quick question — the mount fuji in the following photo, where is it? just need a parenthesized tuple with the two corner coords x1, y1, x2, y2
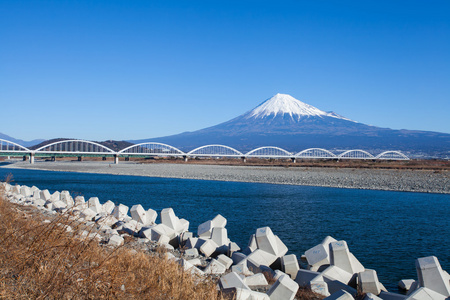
(133, 94, 450, 158)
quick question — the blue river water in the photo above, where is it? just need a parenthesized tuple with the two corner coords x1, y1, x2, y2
(0, 167, 448, 291)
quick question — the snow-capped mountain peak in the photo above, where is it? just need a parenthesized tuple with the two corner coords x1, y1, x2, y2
(246, 93, 350, 121)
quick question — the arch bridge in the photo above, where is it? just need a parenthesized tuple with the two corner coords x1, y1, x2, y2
(0, 138, 410, 164)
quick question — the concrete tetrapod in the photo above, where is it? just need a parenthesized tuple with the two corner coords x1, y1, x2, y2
(266, 274, 299, 300)
(414, 256, 450, 297)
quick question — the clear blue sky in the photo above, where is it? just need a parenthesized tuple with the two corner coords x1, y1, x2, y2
(1, 0, 449, 141)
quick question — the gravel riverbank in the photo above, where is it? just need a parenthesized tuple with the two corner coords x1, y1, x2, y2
(2, 160, 448, 194)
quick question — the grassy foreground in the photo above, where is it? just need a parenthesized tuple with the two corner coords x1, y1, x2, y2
(0, 188, 220, 299)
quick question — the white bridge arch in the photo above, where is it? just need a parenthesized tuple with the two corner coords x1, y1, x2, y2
(375, 151, 410, 160)
(188, 145, 243, 157)
(35, 139, 115, 154)
(295, 148, 337, 159)
(0, 139, 30, 153)
(245, 146, 293, 158)
(119, 142, 184, 156)
(338, 149, 375, 159)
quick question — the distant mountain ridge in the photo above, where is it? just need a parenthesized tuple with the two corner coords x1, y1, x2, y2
(131, 93, 450, 158)
(0, 132, 45, 148)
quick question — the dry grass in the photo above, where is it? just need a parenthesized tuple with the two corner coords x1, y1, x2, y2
(0, 186, 221, 299)
(295, 286, 326, 300)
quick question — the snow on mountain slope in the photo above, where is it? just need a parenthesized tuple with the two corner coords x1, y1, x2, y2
(246, 93, 354, 122)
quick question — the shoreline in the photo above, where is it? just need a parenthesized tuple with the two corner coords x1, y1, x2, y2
(2, 160, 449, 194)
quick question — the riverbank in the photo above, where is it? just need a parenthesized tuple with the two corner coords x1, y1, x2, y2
(2, 160, 449, 194)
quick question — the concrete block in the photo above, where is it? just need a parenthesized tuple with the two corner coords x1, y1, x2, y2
(349, 252, 365, 274)
(306, 243, 330, 271)
(130, 204, 147, 224)
(108, 234, 124, 247)
(322, 235, 337, 244)
(102, 200, 115, 214)
(231, 263, 253, 276)
(217, 254, 233, 269)
(88, 197, 102, 214)
(310, 276, 331, 297)
(74, 196, 85, 206)
(181, 231, 193, 244)
(255, 227, 279, 256)
(212, 214, 227, 228)
(247, 249, 278, 273)
(274, 235, 288, 256)
(322, 274, 357, 295)
(228, 241, 241, 257)
(184, 248, 199, 257)
(146, 208, 157, 224)
(364, 293, 383, 300)
(178, 258, 205, 276)
(32, 189, 41, 199)
(211, 227, 228, 246)
(157, 235, 171, 245)
(80, 208, 98, 220)
(112, 204, 129, 220)
(415, 256, 450, 297)
(221, 287, 270, 300)
(44, 201, 53, 210)
(244, 273, 268, 287)
(247, 234, 258, 253)
(20, 186, 32, 197)
(97, 215, 119, 227)
(405, 287, 447, 300)
(295, 269, 321, 286)
(33, 198, 46, 207)
(52, 200, 67, 212)
(122, 220, 142, 233)
(161, 208, 185, 233)
(232, 252, 247, 265)
(267, 274, 299, 300)
(187, 258, 202, 266)
(321, 265, 354, 286)
(398, 279, 415, 291)
(150, 223, 177, 241)
(51, 191, 60, 201)
(40, 189, 51, 201)
(330, 241, 356, 274)
(204, 259, 227, 274)
(179, 218, 189, 232)
(324, 290, 354, 300)
(60, 191, 74, 207)
(197, 220, 213, 238)
(406, 280, 420, 296)
(199, 239, 219, 257)
(185, 237, 199, 249)
(358, 269, 382, 295)
(282, 254, 300, 279)
(378, 291, 408, 299)
(218, 272, 251, 291)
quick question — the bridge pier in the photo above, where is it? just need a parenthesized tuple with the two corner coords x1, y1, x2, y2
(291, 157, 296, 163)
(30, 153, 35, 164)
(241, 156, 246, 163)
(78, 156, 82, 161)
(114, 154, 119, 164)
(183, 155, 188, 162)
